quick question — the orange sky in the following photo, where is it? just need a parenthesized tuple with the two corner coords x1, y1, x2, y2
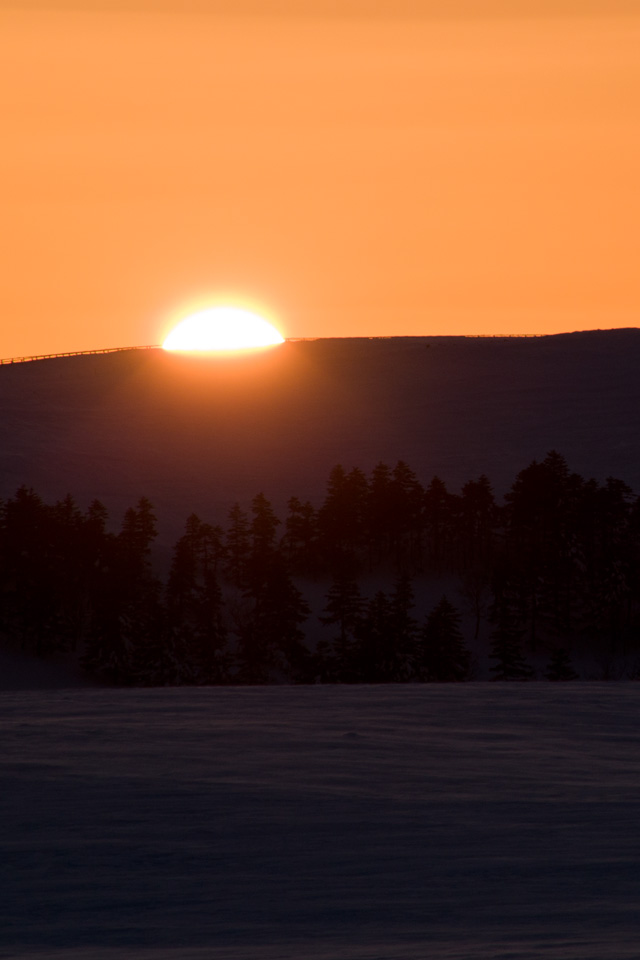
(1, 2, 639, 356)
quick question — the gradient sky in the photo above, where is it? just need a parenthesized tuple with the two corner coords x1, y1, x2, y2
(1, 1, 638, 356)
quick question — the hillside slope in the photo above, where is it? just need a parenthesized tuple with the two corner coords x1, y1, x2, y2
(1, 330, 639, 541)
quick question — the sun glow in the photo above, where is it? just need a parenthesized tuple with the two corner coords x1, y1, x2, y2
(162, 307, 285, 352)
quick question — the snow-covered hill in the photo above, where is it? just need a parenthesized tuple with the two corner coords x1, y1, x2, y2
(1, 330, 639, 543)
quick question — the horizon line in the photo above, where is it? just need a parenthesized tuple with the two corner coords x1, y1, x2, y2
(2, 329, 636, 365)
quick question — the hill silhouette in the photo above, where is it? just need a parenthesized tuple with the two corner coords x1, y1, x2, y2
(1, 329, 639, 542)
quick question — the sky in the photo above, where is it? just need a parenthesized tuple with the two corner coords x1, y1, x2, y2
(1, 1, 639, 356)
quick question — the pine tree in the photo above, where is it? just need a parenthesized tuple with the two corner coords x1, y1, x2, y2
(458, 475, 497, 573)
(236, 494, 308, 682)
(582, 476, 635, 657)
(489, 593, 535, 681)
(353, 590, 393, 683)
(225, 503, 250, 588)
(166, 514, 229, 684)
(414, 595, 472, 681)
(318, 570, 364, 682)
(504, 451, 586, 651)
(423, 477, 457, 574)
(47, 494, 94, 655)
(83, 497, 162, 685)
(544, 647, 579, 681)
(282, 496, 317, 574)
(0, 487, 53, 656)
(236, 556, 310, 684)
(367, 462, 394, 566)
(246, 493, 280, 594)
(390, 460, 425, 573)
(318, 465, 369, 570)
(385, 575, 418, 681)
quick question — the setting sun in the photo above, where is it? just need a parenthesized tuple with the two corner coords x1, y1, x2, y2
(162, 307, 285, 353)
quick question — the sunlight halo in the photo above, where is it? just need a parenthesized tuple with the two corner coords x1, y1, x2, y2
(162, 307, 285, 352)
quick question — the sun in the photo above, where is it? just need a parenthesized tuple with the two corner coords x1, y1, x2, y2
(162, 306, 285, 352)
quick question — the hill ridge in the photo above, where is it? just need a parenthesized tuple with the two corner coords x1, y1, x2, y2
(1, 330, 639, 544)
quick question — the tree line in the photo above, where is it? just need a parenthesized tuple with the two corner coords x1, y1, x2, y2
(1, 450, 639, 684)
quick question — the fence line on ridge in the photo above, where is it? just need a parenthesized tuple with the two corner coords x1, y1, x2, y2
(0, 345, 161, 365)
(1, 334, 543, 365)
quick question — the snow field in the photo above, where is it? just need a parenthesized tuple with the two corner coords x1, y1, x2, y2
(2, 684, 640, 959)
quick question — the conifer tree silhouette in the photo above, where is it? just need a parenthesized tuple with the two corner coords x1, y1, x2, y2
(6, 446, 640, 685)
(489, 591, 535, 681)
(504, 451, 585, 651)
(166, 514, 228, 684)
(367, 461, 394, 566)
(390, 460, 425, 572)
(415, 595, 471, 682)
(0, 487, 52, 655)
(583, 476, 635, 656)
(236, 554, 310, 684)
(246, 492, 280, 593)
(318, 465, 369, 569)
(386, 575, 418, 681)
(423, 477, 457, 574)
(225, 502, 250, 588)
(318, 570, 364, 682)
(458, 475, 497, 572)
(84, 497, 162, 684)
(282, 496, 317, 574)
(353, 589, 393, 683)
(545, 648, 579, 681)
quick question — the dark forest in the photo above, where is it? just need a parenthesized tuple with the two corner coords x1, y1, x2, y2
(2, 450, 639, 684)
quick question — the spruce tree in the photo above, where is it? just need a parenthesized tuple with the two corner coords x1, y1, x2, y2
(225, 503, 250, 588)
(504, 451, 586, 651)
(390, 460, 425, 573)
(423, 477, 457, 574)
(367, 462, 394, 566)
(166, 514, 229, 684)
(189, 567, 228, 684)
(236, 555, 310, 684)
(545, 648, 579, 681)
(0, 487, 53, 656)
(459, 475, 497, 573)
(489, 594, 535, 681)
(246, 493, 280, 594)
(318, 571, 364, 682)
(415, 595, 472, 682)
(318, 465, 369, 570)
(353, 590, 393, 683)
(83, 497, 162, 685)
(282, 496, 317, 574)
(386, 575, 418, 681)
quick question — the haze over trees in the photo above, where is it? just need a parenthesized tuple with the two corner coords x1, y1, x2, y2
(1, 451, 640, 685)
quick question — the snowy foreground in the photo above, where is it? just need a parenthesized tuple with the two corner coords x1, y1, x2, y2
(2, 685, 640, 960)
